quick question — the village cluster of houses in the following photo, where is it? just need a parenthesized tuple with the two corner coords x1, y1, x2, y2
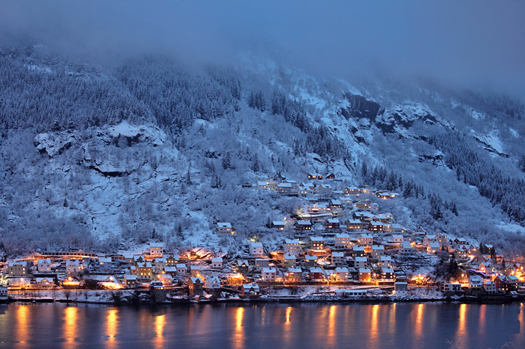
(0, 174, 522, 300)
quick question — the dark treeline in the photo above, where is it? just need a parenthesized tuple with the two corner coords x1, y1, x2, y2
(361, 162, 458, 221)
(430, 132, 525, 222)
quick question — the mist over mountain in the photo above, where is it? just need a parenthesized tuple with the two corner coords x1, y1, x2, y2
(0, 2, 524, 258)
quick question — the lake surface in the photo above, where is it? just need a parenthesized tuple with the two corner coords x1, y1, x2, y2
(0, 302, 524, 348)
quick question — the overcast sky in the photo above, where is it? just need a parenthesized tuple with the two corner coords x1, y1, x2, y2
(1, 1, 524, 98)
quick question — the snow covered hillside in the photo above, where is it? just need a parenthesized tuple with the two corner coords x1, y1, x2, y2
(0, 44, 524, 257)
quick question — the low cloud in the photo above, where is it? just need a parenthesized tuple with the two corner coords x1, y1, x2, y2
(1, 1, 524, 98)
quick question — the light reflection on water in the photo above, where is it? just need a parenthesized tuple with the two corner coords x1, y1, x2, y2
(63, 306, 77, 349)
(233, 306, 244, 349)
(154, 315, 165, 349)
(16, 305, 29, 348)
(106, 308, 118, 349)
(1, 302, 524, 349)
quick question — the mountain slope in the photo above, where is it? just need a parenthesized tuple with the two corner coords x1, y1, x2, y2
(1, 44, 524, 258)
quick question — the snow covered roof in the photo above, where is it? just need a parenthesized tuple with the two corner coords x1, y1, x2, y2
(305, 255, 317, 260)
(285, 239, 300, 244)
(402, 241, 413, 249)
(217, 222, 232, 228)
(251, 242, 263, 248)
(310, 267, 324, 273)
(310, 237, 324, 242)
(288, 268, 302, 273)
(335, 267, 349, 273)
(335, 233, 350, 238)
(359, 268, 371, 273)
(297, 221, 312, 226)
(242, 284, 260, 292)
(278, 183, 292, 188)
(284, 254, 296, 259)
(332, 252, 344, 257)
(263, 267, 276, 273)
(211, 257, 223, 263)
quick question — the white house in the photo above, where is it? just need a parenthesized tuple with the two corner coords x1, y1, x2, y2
(354, 256, 368, 269)
(149, 243, 164, 258)
(401, 241, 415, 256)
(334, 233, 351, 248)
(284, 254, 297, 268)
(154, 257, 166, 274)
(216, 222, 233, 234)
(255, 259, 270, 268)
(176, 264, 187, 275)
(379, 256, 393, 268)
(334, 267, 349, 281)
(331, 252, 345, 266)
(381, 267, 395, 282)
(372, 245, 385, 258)
(359, 233, 373, 246)
(250, 242, 264, 257)
(427, 242, 440, 254)
(211, 258, 223, 269)
(66, 260, 81, 276)
(98, 257, 112, 272)
(277, 182, 293, 194)
(483, 280, 497, 294)
(392, 235, 404, 244)
(37, 259, 52, 273)
(204, 275, 221, 289)
(286, 268, 302, 282)
(284, 239, 301, 255)
(262, 267, 277, 282)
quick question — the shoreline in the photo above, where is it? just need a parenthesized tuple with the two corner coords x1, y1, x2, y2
(3, 293, 523, 306)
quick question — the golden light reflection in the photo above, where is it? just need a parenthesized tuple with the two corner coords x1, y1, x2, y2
(233, 307, 244, 349)
(368, 305, 379, 348)
(479, 305, 486, 335)
(327, 305, 337, 348)
(412, 304, 424, 346)
(106, 309, 118, 349)
(520, 303, 525, 342)
(63, 306, 78, 349)
(458, 304, 466, 334)
(285, 306, 292, 324)
(154, 315, 165, 349)
(388, 303, 396, 335)
(16, 305, 29, 348)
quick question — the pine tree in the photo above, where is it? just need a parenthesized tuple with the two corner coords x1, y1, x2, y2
(252, 153, 260, 173)
(451, 202, 458, 216)
(222, 152, 232, 170)
(361, 162, 368, 180)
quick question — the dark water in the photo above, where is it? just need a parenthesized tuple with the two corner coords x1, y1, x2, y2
(0, 302, 524, 348)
